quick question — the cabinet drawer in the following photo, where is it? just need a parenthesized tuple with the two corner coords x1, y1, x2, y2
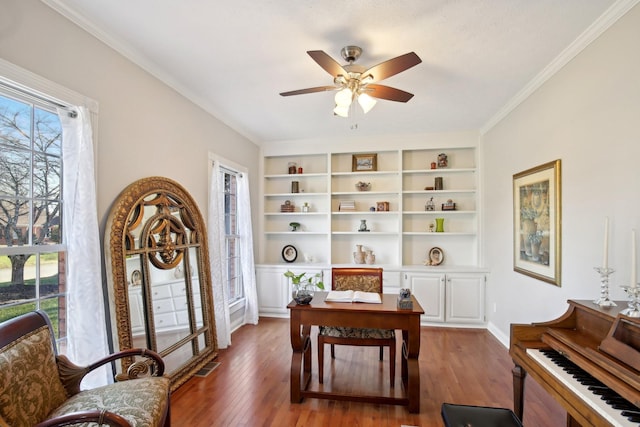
(154, 312, 177, 328)
(150, 284, 172, 300)
(152, 298, 174, 314)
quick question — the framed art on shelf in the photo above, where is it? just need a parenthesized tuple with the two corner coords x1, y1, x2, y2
(352, 153, 378, 172)
(513, 159, 562, 286)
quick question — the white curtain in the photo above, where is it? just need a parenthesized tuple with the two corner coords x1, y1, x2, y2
(208, 161, 232, 348)
(58, 106, 110, 387)
(238, 173, 258, 325)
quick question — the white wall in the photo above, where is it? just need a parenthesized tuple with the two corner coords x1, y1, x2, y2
(482, 3, 640, 344)
(0, 0, 260, 234)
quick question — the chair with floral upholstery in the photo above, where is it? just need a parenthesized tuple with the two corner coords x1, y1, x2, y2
(0, 310, 171, 427)
(317, 267, 396, 386)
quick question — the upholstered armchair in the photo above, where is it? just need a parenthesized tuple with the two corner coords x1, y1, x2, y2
(0, 310, 170, 427)
(318, 267, 396, 386)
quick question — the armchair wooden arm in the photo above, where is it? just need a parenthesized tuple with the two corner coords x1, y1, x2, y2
(57, 347, 166, 396)
(34, 409, 130, 427)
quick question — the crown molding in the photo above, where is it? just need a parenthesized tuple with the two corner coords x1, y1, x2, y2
(480, 0, 640, 135)
(42, 0, 258, 144)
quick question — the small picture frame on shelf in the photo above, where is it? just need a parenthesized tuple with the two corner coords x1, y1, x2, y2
(352, 153, 378, 172)
(426, 247, 444, 266)
(437, 153, 448, 168)
(376, 201, 390, 212)
(282, 245, 298, 263)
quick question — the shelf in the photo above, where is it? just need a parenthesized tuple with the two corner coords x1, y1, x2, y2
(403, 210, 476, 215)
(264, 212, 327, 216)
(264, 192, 326, 197)
(265, 231, 326, 235)
(265, 172, 327, 179)
(332, 211, 398, 215)
(403, 190, 475, 195)
(331, 171, 400, 177)
(332, 191, 399, 196)
(403, 232, 476, 236)
(403, 168, 476, 174)
(332, 231, 398, 235)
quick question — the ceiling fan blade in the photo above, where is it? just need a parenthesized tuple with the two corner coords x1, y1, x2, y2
(365, 84, 414, 102)
(280, 86, 338, 97)
(307, 50, 349, 77)
(363, 52, 422, 82)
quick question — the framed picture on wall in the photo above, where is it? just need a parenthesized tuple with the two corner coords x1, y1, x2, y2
(352, 153, 378, 172)
(513, 159, 562, 286)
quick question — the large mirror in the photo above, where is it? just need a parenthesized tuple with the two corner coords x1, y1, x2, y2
(105, 176, 218, 391)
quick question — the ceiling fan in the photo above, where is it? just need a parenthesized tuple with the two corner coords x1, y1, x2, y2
(280, 46, 422, 117)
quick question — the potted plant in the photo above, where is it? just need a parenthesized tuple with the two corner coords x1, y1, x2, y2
(284, 270, 324, 304)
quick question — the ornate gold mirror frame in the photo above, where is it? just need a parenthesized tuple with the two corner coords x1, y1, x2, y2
(105, 176, 218, 391)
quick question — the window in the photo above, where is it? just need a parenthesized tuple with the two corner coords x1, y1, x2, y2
(222, 167, 243, 302)
(0, 87, 67, 347)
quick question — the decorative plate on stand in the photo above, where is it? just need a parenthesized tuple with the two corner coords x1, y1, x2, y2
(428, 247, 444, 266)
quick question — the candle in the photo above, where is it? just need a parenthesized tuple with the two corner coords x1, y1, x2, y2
(603, 217, 609, 269)
(632, 229, 637, 288)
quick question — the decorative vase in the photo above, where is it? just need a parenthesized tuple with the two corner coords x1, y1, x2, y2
(293, 289, 313, 305)
(358, 219, 369, 232)
(354, 244, 365, 264)
(365, 250, 375, 265)
(435, 218, 445, 232)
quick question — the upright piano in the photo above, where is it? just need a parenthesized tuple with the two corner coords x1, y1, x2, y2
(510, 300, 640, 426)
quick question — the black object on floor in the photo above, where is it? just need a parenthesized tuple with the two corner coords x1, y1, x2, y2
(441, 403, 523, 427)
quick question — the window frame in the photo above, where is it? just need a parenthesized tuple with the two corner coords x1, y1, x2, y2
(0, 58, 98, 348)
(0, 86, 67, 344)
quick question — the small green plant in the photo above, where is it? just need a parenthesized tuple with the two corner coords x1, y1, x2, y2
(284, 270, 325, 291)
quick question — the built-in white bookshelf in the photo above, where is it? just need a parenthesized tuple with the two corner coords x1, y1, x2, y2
(260, 147, 479, 268)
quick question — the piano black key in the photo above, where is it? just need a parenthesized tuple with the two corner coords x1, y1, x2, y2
(622, 412, 640, 422)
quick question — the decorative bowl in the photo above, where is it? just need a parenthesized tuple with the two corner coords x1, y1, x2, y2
(355, 181, 371, 191)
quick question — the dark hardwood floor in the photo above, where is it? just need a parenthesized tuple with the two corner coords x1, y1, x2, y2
(170, 318, 565, 426)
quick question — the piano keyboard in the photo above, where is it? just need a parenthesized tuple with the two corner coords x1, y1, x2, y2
(528, 348, 640, 426)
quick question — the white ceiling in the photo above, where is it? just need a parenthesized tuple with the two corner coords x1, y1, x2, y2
(45, 0, 624, 144)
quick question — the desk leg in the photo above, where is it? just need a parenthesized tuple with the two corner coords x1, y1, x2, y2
(404, 319, 421, 413)
(290, 312, 311, 403)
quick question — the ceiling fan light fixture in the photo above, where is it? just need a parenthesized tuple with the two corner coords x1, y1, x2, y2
(333, 104, 350, 118)
(360, 74, 374, 85)
(357, 93, 377, 114)
(334, 87, 353, 107)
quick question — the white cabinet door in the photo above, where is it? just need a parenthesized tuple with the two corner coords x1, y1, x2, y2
(256, 266, 328, 317)
(383, 269, 402, 295)
(256, 267, 289, 316)
(405, 272, 445, 322)
(445, 274, 485, 324)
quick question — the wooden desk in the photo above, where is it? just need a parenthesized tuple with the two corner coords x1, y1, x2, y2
(287, 291, 424, 413)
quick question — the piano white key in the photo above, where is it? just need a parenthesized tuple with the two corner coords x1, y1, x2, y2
(527, 348, 636, 427)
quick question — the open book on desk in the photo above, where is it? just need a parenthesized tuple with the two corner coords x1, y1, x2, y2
(325, 290, 382, 304)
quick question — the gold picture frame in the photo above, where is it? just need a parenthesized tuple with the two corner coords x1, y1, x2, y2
(513, 159, 562, 286)
(352, 153, 378, 172)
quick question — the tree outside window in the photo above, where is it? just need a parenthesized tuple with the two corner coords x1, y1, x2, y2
(0, 91, 66, 344)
